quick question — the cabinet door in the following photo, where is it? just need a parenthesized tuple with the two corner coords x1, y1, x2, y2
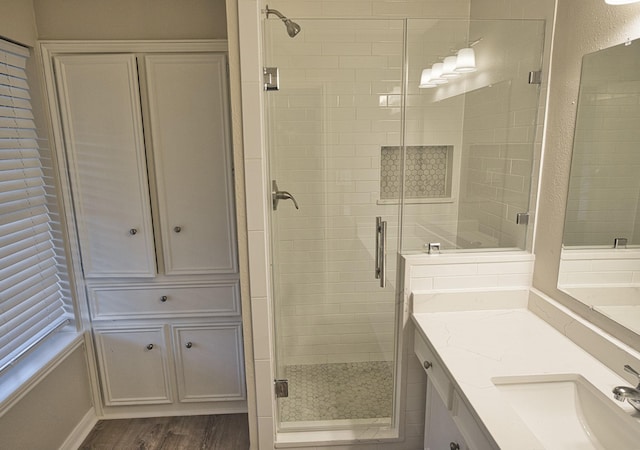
(173, 323, 245, 402)
(143, 54, 237, 275)
(425, 377, 467, 450)
(94, 326, 172, 405)
(54, 54, 156, 278)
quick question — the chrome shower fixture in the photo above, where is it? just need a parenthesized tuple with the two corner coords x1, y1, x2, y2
(265, 5, 301, 38)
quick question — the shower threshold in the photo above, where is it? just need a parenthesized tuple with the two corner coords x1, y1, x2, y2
(279, 416, 392, 432)
(275, 424, 399, 447)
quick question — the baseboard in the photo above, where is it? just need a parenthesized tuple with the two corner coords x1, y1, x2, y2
(59, 408, 98, 450)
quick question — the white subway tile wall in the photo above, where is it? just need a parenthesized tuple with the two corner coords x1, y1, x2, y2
(559, 249, 640, 287)
(406, 253, 535, 293)
(458, 19, 545, 249)
(238, 0, 554, 448)
(564, 42, 640, 247)
(401, 19, 466, 252)
(266, 17, 403, 367)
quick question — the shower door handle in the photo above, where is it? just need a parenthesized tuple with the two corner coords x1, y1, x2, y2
(375, 216, 387, 288)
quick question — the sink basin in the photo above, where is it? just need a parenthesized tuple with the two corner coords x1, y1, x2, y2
(492, 374, 640, 449)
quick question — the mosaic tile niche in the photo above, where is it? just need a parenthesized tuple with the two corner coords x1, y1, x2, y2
(380, 145, 453, 200)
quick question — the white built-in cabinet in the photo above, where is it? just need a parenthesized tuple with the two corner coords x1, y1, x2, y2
(54, 53, 236, 278)
(47, 42, 245, 416)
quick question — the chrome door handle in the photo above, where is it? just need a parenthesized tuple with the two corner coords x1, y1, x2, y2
(272, 180, 299, 210)
(375, 216, 387, 288)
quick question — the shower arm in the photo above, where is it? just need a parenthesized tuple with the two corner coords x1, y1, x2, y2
(265, 6, 287, 21)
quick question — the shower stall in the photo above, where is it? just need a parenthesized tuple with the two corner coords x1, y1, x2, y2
(262, 13, 545, 433)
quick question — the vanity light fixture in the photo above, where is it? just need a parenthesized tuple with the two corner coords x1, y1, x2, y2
(430, 62, 448, 84)
(442, 55, 461, 78)
(455, 48, 477, 73)
(418, 37, 481, 88)
(605, 0, 640, 4)
(419, 68, 437, 88)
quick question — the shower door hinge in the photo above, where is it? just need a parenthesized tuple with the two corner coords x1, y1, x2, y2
(264, 67, 280, 91)
(516, 212, 530, 225)
(528, 70, 542, 85)
(274, 379, 289, 398)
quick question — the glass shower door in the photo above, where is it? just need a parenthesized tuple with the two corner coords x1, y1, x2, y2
(264, 18, 404, 429)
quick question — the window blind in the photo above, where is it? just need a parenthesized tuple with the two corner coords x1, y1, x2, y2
(0, 39, 69, 373)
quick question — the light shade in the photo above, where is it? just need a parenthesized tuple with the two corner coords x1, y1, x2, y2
(419, 69, 437, 88)
(455, 48, 477, 73)
(605, 0, 640, 4)
(442, 56, 461, 79)
(430, 62, 448, 84)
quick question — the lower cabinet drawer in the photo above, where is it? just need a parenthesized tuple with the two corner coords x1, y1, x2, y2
(414, 331, 453, 409)
(89, 283, 240, 319)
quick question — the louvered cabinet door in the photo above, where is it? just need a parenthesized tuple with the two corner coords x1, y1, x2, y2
(143, 54, 237, 275)
(54, 54, 156, 278)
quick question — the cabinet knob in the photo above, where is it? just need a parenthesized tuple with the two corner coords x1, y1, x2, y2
(185, 342, 193, 349)
(160, 295, 168, 302)
(423, 361, 433, 370)
(450, 443, 460, 450)
(146, 344, 154, 350)
(173, 226, 182, 233)
(129, 228, 138, 235)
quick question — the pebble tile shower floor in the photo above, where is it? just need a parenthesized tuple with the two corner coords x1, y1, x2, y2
(279, 361, 394, 422)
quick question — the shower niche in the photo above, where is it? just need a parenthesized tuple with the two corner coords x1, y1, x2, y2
(262, 15, 545, 433)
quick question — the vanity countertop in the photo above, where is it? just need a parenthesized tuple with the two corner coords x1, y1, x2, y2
(412, 297, 640, 449)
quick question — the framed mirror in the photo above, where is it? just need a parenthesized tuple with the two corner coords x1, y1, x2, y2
(559, 39, 640, 336)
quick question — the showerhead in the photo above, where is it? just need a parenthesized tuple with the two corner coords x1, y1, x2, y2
(265, 5, 302, 38)
(283, 18, 301, 38)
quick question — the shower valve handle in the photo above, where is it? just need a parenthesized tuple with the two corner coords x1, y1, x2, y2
(272, 180, 299, 210)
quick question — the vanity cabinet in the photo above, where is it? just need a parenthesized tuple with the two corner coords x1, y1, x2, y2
(415, 331, 496, 450)
(48, 44, 244, 415)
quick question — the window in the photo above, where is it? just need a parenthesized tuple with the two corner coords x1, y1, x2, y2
(0, 39, 71, 374)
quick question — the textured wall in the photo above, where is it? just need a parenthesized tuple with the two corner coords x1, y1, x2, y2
(34, 0, 227, 40)
(0, 0, 37, 46)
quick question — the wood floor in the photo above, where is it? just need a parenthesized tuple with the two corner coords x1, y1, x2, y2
(79, 414, 250, 450)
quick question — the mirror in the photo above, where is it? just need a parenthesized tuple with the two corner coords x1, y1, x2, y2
(559, 40, 640, 336)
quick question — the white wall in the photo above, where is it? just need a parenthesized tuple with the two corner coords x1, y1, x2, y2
(0, 344, 93, 450)
(266, 17, 403, 366)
